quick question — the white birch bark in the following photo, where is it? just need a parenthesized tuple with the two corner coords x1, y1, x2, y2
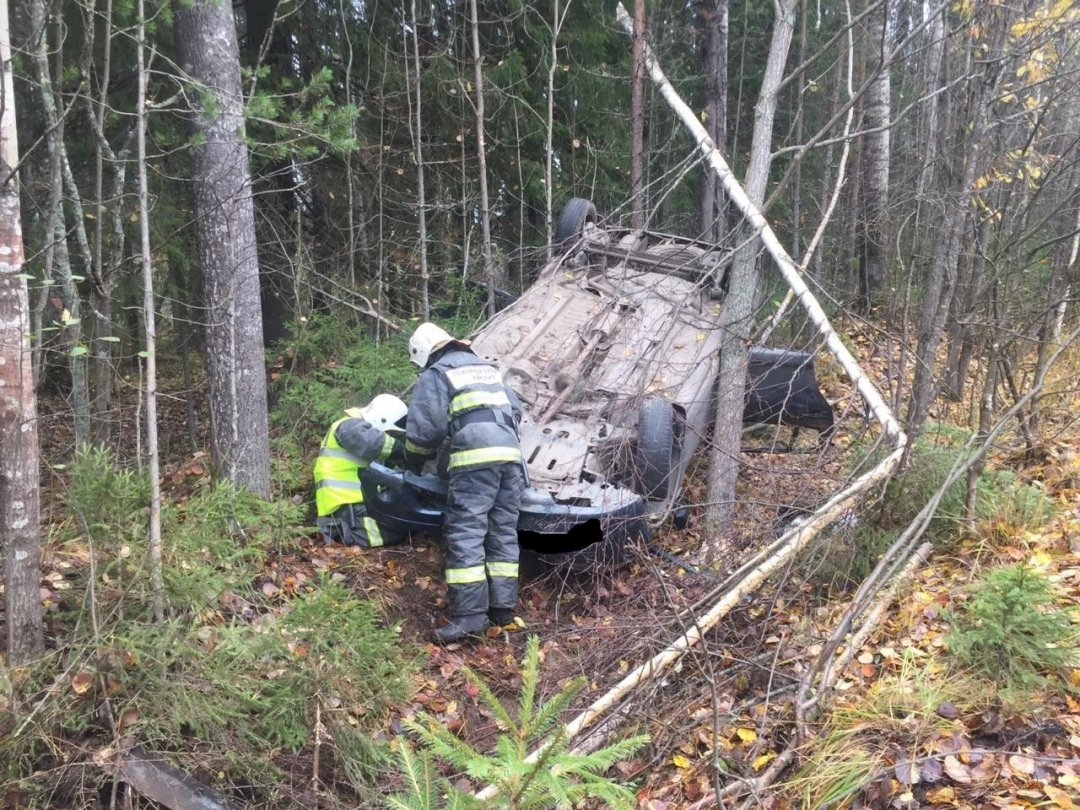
(469, 0, 496, 317)
(0, 0, 44, 663)
(136, 0, 165, 621)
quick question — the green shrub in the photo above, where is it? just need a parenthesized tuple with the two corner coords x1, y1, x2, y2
(386, 635, 648, 809)
(269, 315, 416, 436)
(160, 483, 304, 611)
(5, 451, 420, 806)
(946, 563, 1078, 694)
(820, 424, 1056, 593)
(66, 444, 150, 545)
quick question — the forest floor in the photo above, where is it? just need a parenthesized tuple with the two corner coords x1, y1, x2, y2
(13, 336, 1080, 809)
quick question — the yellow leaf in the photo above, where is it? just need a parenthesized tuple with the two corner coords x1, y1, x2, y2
(752, 752, 776, 771)
(1044, 784, 1075, 808)
(926, 786, 956, 803)
(72, 672, 94, 695)
(1028, 550, 1052, 568)
(671, 754, 692, 769)
(735, 727, 757, 743)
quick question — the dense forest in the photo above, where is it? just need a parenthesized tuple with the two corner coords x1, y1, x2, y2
(3, 0, 1080, 806)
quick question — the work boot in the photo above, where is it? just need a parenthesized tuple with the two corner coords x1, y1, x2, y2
(488, 607, 515, 627)
(434, 614, 489, 645)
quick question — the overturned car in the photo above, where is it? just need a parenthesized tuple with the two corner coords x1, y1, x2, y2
(362, 199, 833, 565)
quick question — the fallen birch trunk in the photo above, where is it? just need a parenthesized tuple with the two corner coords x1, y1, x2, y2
(474, 6, 908, 802)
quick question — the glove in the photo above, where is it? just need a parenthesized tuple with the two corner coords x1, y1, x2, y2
(387, 437, 406, 465)
(403, 449, 425, 475)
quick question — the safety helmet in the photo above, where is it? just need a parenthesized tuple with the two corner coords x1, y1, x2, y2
(356, 394, 408, 431)
(408, 322, 456, 368)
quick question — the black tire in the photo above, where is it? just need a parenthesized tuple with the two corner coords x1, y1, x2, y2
(635, 397, 679, 501)
(555, 197, 598, 247)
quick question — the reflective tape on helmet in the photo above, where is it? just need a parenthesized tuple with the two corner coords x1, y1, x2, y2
(449, 390, 511, 414)
(363, 516, 384, 548)
(315, 479, 365, 490)
(405, 439, 437, 456)
(445, 565, 486, 584)
(486, 561, 518, 579)
(447, 446, 522, 470)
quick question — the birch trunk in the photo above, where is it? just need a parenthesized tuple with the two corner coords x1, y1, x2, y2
(408, 0, 430, 320)
(1, 0, 44, 663)
(858, 0, 891, 305)
(136, 0, 165, 621)
(629, 0, 645, 230)
(469, 0, 496, 317)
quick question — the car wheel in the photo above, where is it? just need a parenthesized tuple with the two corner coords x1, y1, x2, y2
(555, 197, 598, 246)
(635, 397, 680, 501)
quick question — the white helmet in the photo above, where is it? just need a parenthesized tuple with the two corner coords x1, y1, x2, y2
(355, 394, 408, 432)
(409, 321, 456, 368)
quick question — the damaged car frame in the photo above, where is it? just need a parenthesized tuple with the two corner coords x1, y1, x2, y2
(362, 199, 834, 565)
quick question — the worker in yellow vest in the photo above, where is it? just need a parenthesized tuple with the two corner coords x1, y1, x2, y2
(314, 394, 408, 548)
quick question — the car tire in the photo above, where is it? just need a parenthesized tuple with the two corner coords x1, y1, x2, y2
(555, 197, 598, 246)
(635, 397, 679, 501)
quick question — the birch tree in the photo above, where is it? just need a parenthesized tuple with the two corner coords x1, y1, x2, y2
(858, 0, 892, 305)
(629, 0, 645, 230)
(1, 0, 43, 663)
(469, 0, 496, 317)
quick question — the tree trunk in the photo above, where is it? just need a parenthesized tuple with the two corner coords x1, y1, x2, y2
(858, 0, 892, 306)
(905, 11, 1006, 451)
(468, 0, 496, 317)
(173, 0, 271, 497)
(81, 0, 125, 448)
(408, 0, 430, 320)
(26, 0, 90, 446)
(704, 0, 797, 543)
(916, 2, 946, 202)
(1, 0, 44, 663)
(629, 0, 646, 230)
(136, 0, 165, 621)
(696, 0, 728, 243)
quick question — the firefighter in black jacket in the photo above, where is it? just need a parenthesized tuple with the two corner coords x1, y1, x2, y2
(404, 322, 524, 644)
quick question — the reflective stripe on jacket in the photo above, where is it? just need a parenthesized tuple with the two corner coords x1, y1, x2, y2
(313, 416, 395, 517)
(406, 348, 522, 473)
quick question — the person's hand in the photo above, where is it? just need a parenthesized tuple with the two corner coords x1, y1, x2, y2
(403, 452, 425, 475)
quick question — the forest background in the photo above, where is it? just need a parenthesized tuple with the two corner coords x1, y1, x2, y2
(3, 0, 1080, 807)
